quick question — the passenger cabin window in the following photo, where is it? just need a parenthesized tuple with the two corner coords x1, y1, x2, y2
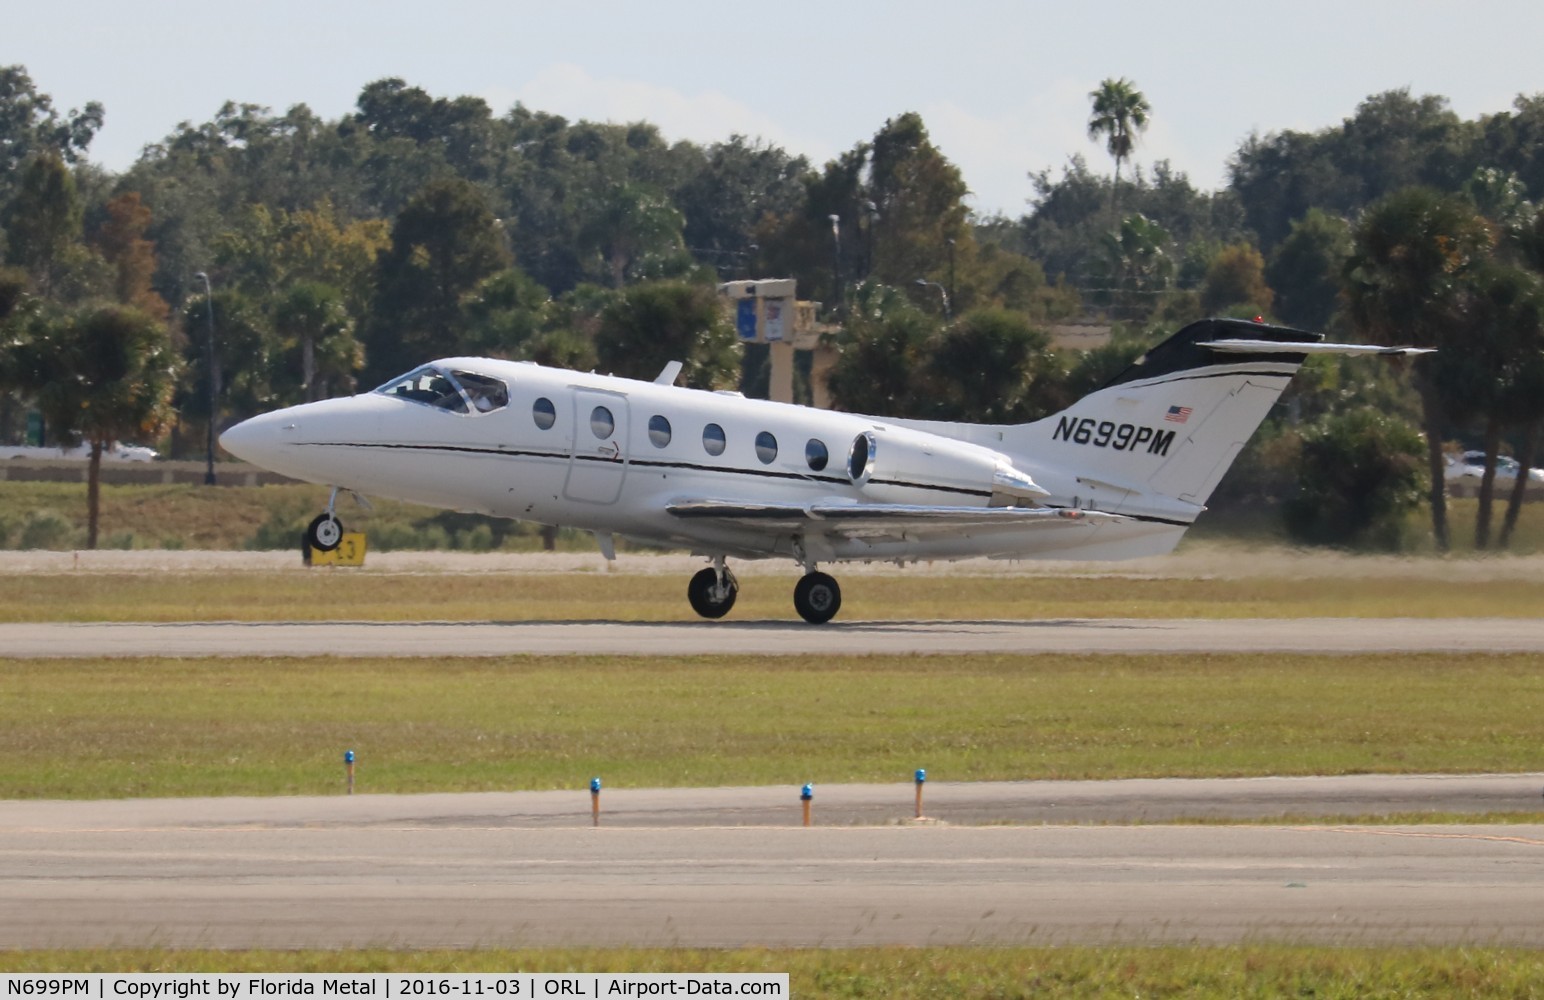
(649, 415, 672, 448)
(702, 423, 726, 456)
(376, 366, 469, 413)
(591, 406, 615, 438)
(755, 431, 778, 465)
(806, 438, 829, 472)
(532, 397, 556, 430)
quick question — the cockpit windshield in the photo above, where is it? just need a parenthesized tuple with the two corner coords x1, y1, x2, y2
(454, 370, 510, 412)
(375, 366, 509, 415)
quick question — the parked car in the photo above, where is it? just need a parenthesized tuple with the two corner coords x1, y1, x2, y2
(4, 442, 158, 462)
(1444, 450, 1544, 484)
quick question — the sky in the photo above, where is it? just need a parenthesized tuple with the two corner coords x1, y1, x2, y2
(11, 1, 1544, 216)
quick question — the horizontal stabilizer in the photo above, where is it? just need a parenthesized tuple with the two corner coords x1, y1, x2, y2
(1200, 339, 1434, 357)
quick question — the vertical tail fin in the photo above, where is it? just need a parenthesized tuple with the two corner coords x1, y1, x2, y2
(1007, 319, 1320, 513)
(890, 316, 1427, 522)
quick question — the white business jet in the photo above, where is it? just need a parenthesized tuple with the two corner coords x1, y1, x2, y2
(220, 317, 1426, 623)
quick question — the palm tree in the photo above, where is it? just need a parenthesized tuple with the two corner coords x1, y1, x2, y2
(1436, 263, 1544, 550)
(1343, 187, 1495, 551)
(1087, 77, 1152, 228)
(11, 305, 180, 548)
(1498, 204, 1544, 548)
(1090, 213, 1173, 320)
(276, 281, 358, 403)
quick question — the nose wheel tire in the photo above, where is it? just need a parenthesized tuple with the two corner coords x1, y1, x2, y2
(306, 512, 345, 552)
(687, 567, 738, 619)
(793, 571, 841, 624)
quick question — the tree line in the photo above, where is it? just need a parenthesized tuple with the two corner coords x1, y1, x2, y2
(1, 64, 1541, 551)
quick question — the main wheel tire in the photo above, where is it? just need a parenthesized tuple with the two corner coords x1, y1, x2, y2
(306, 512, 344, 552)
(793, 571, 841, 624)
(687, 567, 738, 619)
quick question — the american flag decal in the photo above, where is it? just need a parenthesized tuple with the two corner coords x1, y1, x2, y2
(1165, 405, 1193, 423)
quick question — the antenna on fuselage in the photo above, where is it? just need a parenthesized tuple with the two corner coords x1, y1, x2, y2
(654, 361, 684, 385)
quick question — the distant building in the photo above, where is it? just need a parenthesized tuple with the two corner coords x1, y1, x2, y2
(717, 278, 837, 407)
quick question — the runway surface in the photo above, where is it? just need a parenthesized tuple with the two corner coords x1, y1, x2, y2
(4, 779, 1544, 948)
(7, 616, 1544, 658)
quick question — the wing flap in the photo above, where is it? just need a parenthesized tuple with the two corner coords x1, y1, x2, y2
(666, 498, 1124, 535)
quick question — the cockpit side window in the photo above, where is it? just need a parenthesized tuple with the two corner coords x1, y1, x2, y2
(451, 370, 510, 413)
(376, 366, 469, 413)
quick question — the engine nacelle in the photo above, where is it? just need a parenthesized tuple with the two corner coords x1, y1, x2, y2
(845, 427, 1047, 507)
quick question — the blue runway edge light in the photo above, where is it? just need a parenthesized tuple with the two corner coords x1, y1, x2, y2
(591, 777, 602, 793)
(344, 750, 355, 764)
(915, 769, 926, 783)
(800, 783, 813, 801)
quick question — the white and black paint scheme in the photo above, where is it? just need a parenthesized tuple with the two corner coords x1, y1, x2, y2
(221, 318, 1427, 623)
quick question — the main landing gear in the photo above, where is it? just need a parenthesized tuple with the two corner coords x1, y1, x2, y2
(687, 559, 738, 619)
(792, 570, 841, 624)
(686, 558, 843, 624)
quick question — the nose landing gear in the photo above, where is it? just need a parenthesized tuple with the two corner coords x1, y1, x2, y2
(306, 512, 344, 551)
(305, 487, 346, 551)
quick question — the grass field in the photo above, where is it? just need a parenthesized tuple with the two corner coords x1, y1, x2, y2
(4, 947, 1544, 997)
(4, 652, 1541, 799)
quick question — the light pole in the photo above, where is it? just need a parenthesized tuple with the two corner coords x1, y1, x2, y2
(915, 278, 951, 320)
(947, 238, 956, 309)
(195, 271, 217, 486)
(828, 214, 841, 315)
(862, 200, 878, 279)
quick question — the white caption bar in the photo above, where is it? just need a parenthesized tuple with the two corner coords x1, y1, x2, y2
(0, 976, 788, 1000)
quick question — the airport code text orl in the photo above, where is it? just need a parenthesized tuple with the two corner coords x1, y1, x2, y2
(2, 978, 786, 1000)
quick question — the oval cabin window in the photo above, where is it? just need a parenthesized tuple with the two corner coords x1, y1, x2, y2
(649, 415, 672, 448)
(755, 431, 778, 465)
(805, 438, 829, 472)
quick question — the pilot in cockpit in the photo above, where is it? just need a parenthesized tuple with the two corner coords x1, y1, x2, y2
(456, 371, 509, 413)
(380, 367, 508, 414)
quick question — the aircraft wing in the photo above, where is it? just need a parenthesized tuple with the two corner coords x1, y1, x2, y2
(666, 498, 1123, 541)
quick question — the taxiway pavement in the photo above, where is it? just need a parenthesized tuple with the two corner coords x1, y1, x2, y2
(4, 782, 1543, 948)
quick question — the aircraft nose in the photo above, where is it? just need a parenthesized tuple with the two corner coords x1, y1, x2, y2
(219, 411, 292, 467)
